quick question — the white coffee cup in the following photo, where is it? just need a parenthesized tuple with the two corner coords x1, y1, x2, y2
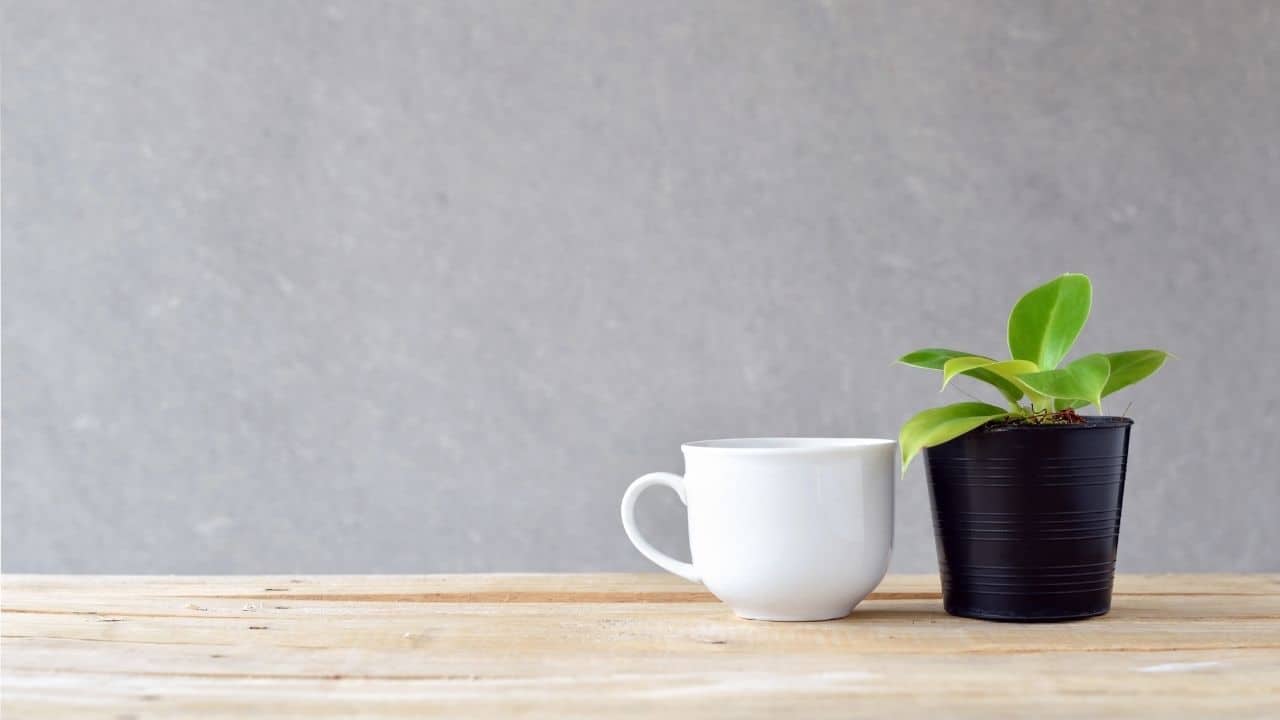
(621, 438, 895, 621)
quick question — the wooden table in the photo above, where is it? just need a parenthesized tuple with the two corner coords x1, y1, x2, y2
(3, 574, 1278, 718)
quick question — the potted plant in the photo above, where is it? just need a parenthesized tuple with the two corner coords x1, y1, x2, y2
(898, 273, 1168, 622)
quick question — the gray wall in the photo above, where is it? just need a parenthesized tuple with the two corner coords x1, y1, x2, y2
(4, 0, 1278, 574)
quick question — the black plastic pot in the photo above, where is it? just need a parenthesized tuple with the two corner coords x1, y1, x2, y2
(924, 416, 1133, 622)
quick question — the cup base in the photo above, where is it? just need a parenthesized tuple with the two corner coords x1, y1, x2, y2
(732, 605, 854, 622)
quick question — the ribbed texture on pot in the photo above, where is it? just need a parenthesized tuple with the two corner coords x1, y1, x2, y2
(924, 417, 1133, 622)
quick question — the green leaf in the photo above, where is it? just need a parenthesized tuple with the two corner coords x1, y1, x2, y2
(1008, 273, 1092, 370)
(897, 348, 974, 369)
(940, 357, 1040, 393)
(897, 348, 1024, 403)
(899, 401, 1010, 472)
(938, 356, 1000, 388)
(1053, 398, 1089, 412)
(1100, 350, 1169, 398)
(1017, 353, 1111, 411)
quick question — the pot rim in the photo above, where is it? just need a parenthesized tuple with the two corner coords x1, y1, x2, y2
(980, 415, 1134, 433)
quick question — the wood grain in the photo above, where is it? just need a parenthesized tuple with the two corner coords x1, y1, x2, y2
(3, 574, 1278, 718)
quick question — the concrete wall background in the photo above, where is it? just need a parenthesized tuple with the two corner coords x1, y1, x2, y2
(4, 0, 1278, 573)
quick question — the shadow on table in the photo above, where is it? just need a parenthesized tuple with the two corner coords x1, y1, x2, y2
(841, 605, 950, 623)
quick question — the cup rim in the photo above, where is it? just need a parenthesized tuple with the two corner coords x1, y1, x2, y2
(681, 437, 896, 455)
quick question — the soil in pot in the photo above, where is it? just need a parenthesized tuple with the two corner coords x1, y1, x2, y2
(924, 416, 1133, 622)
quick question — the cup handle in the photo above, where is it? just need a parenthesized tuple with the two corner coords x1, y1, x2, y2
(620, 472, 700, 583)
